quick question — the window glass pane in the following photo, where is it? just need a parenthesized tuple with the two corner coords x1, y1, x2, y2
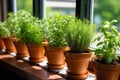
(46, 0, 76, 17)
(17, 0, 32, 12)
(94, 0, 120, 29)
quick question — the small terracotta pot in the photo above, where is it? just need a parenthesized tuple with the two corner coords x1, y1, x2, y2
(0, 37, 6, 51)
(42, 40, 48, 47)
(92, 60, 120, 80)
(65, 52, 92, 80)
(88, 61, 95, 74)
(2, 37, 17, 54)
(27, 44, 45, 63)
(88, 54, 95, 74)
(45, 46, 66, 70)
(118, 75, 120, 80)
(14, 41, 29, 59)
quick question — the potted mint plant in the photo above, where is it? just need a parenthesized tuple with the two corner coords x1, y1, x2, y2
(13, 10, 32, 59)
(20, 16, 45, 63)
(92, 20, 120, 80)
(0, 22, 10, 52)
(2, 12, 20, 54)
(45, 15, 72, 70)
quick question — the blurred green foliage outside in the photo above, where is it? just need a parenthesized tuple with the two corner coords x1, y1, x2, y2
(17, 0, 120, 25)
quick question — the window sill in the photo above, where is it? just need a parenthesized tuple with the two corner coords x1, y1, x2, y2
(0, 53, 95, 80)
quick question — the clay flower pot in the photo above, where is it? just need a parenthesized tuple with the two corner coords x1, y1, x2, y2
(88, 61, 95, 74)
(92, 60, 120, 80)
(14, 41, 29, 59)
(0, 37, 6, 52)
(118, 75, 120, 80)
(45, 46, 66, 70)
(2, 37, 17, 54)
(65, 52, 92, 80)
(27, 44, 45, 63)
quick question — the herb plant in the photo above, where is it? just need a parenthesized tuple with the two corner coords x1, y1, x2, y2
(4, 12, 19, 37)
(46, 15, 73, 47)
(0, 22, 10, 37)
(93, 20, 120, 64)
(15, 10, 36, 39)
(4, 10, 33, 38)
(19, 16, 43, 45)
(65, 19, 96, 53)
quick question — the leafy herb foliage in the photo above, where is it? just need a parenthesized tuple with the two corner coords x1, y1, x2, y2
(0, 22, 10, 37)
(93, 20, 120, 64)
(45, 15, 73, 47)
(65, 19, 96, 53)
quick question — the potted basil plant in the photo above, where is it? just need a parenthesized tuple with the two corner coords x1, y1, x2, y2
(92, 20, 120, 80)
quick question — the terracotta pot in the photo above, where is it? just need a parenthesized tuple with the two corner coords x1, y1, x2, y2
(88, 54, 95, 74)
(45, 46, 66, 70)
(0, 37, 6, 51)
(65, 52, 92, 79)
(14, 41, 29, 59)
(88, 61, 95, 74)
(42, 40, 48, 47)
(2, 37, 17, 54)
(27, 44, 45, 63)
(118, 75, 120, 80)
(92, 60, 120, 80)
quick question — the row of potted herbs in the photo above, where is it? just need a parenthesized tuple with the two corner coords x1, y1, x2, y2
(0, 10, 120, 80)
